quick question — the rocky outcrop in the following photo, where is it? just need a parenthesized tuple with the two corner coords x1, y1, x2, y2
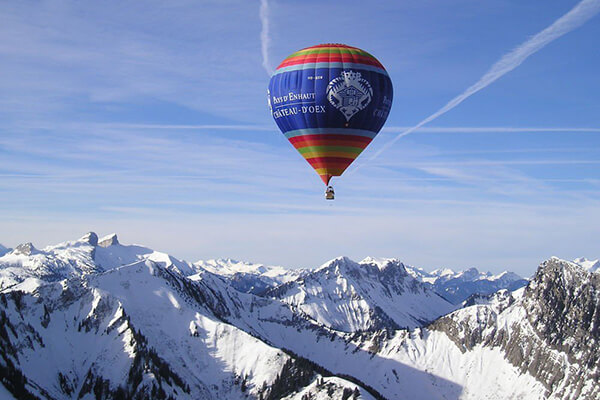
(98, 233, 119, 248)
(79, 232, 98, 247)
(12, 243, 37, 256)
(430, 258, 600, 400)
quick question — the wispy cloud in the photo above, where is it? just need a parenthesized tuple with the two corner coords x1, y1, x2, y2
(382, 126, 600, 134)
(0, 1, 268, 121)
(1, 1, 599, 273)
(365, 0, 600, 162)
(1, 120, 597, 206)
(102, 123, 276, 131)
(14, 121, 598, 134)
(415, 159, 600, 166)
(260, 0, 274, 76)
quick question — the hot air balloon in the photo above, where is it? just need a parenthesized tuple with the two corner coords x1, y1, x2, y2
(268, 43, 393, 199)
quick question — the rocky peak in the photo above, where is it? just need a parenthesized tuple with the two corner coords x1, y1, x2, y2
(79, 232, 98, 246)
(361, 257, 406, 273)
(501, 258, 600, 398)
(307, 257, 416, 289)
(529, 257, 592, 291)
(12, 242, 37, 256)
(523, 258, 600, 368)
(316, 256, 357, 272)
(456, 267, 482, 281)
(98, 233, 119, 247)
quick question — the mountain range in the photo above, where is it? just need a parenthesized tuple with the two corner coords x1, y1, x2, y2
(0, 233, 597, 399)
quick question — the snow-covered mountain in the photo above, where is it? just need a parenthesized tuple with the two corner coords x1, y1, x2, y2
(404, 264, 528, 304)
(204, 257, 527, 304)
(266, 257, 456, 331)
(256, 257, 599, 399)
(0, 233, 198, 291)
(0, 254, 373, 399)
(425, 257, 600, 399)
(195, 258, 303, 295)
(1, 233, 598, 399)
(573, 257, 600, 272)
(0, 244, 11, 257)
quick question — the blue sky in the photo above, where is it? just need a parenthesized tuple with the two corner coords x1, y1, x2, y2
(1, 0, 599, 275)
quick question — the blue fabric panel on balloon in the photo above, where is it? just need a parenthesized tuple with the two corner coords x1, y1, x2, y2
(268, 67, 393, 136)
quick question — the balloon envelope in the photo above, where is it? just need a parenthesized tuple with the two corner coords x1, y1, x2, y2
(268, 43, 393, 185)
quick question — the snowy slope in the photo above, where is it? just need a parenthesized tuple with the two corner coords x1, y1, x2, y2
(215, 283, 536, 399)
(0, 260, 371, 399)
(0, 383, 17, 400)
(231, 309, 546, 400)
(235, 258, 597, 400)
(283, 377, 374, 400)
(0, 263, 274, 398)
(404, 264, 528, 304)
(266, 257, 456, 332)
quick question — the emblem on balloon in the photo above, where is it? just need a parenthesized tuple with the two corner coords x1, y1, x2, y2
(326, 70, 373, 121)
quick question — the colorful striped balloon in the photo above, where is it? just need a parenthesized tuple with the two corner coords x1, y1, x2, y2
(268, 43, 393, 185)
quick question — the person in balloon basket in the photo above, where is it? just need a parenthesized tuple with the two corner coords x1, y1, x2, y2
(325, 186, 335, 200)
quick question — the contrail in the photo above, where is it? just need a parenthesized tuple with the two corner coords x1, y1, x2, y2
(365, 0, 600, 163)
(260, 0, 274, 76)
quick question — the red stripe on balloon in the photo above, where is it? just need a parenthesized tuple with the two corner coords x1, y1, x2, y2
(288, 134, 372, 146)
(278, 54, 383, 69)
(306, 44, 355, 49)
(305, 157, 355, 169)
